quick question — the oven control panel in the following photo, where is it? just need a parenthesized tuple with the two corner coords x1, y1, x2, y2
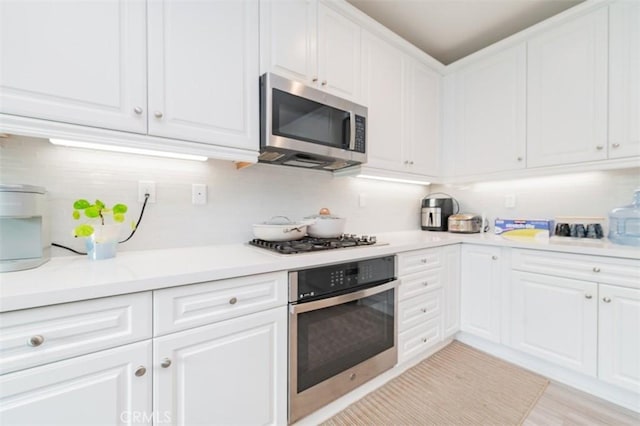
(290, 255, 395, 302)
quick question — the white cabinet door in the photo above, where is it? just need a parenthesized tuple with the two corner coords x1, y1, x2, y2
(0, 341, 152, 426)
(404, 59, 441, 176)
(527, 8, 608, 167)
(148, 0, 259, 150)
(361, 30, 405, 171)
(510, 271, 598, 376)
(609, 1, 640, 159)
(451, 44, 526, 176)
(154, 307, 287, 426)
(460, 245, 502, 342)
(317, 2, 361, 101)
(599, 284, 640, 393)
(0, 0, 147, 133)
(259, 0, 317, 84)
(442, 245, 461, 338)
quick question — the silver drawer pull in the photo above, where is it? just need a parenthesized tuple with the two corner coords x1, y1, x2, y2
(593, 267, 601, 273)
(491, 255, 498, 260)
(585, 294, 593, 299)
(422, 337, 428, 343)
(154, 111, 164, 118)
(612, 143, 620, 148)
(421, 308, 427, 313)
(603, 297, 612, 303)
(160, 358, 172, 368)
(229, 297, 238, 305)
(28, 335, 44, 347)
(134, 106, 143, 115)
(349, 372, 356, 381)
(135, 366, 147, 377)
(420, 258, 427, 264)
(423, 281, 428, 287)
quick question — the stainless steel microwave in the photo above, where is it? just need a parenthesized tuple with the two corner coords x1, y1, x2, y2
(259, 73, 367, 171)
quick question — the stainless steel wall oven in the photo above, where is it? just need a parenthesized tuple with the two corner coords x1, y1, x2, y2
(288, 255, 398, 423)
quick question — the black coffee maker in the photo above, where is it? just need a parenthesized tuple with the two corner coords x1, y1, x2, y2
(421, 196, 455, 231)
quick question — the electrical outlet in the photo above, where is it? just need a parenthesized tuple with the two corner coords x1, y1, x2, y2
(504, 194, 516, 208)
(192, 183, 207, 205)
(138, 181, 156, 203)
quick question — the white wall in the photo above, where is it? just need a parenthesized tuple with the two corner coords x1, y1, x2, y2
(431, 168, 640, 234)
(0, 135, 429, 255)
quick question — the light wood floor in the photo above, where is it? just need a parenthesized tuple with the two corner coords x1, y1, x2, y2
(524, 382, 640, 425)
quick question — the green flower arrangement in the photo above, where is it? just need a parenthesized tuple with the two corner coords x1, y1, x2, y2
(72, 199, 128, 237)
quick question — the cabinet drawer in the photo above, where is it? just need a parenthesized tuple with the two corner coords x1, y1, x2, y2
(153, 271, 287, 336)
(398, 289, 442, 333)
(399, 269, 442, 301)
(398, 317, 441, 364)
(0, 292, 152, 374)
(512, 249, 640, 288)
(398, 248, 443, 276)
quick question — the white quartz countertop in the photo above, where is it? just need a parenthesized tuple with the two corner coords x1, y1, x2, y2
(1, 231, 638, 312)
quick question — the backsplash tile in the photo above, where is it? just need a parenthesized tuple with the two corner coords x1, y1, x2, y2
(0, 135, 428, 255)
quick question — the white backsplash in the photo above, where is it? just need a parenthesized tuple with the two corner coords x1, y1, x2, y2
(431, 168, 640, 234)
(0, 135, 429, 255)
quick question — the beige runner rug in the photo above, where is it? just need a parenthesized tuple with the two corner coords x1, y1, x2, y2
(322, 341, 549, 426)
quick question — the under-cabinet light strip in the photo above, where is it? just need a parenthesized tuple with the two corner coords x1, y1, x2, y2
(356, 174, 431, 186)
(49, 139, 208, 162)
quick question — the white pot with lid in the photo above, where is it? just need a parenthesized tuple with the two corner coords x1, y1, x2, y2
(305, 208, 346, 238)
(252, 216, 309, 242)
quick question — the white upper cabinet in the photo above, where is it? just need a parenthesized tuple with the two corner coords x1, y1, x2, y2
(361, 30, 405, 171)
(317, 2, 361, 100)
(609, 1, 640, 159)
(148, 0, 259, 150)
(527, 8, 608, 168)
(259, 0, 317, 84)
(449, 44, 526, 176)
(362, 29, 440, 176)
(404, 58, 441, 176)
(0, 0, 147, 133)
(260, 0, 361, 101)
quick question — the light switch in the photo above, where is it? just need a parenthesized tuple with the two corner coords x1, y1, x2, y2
(192, 184, 207, 205)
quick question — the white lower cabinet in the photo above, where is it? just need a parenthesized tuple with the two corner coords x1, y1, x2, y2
(442, 245, 461, 338)
(0, 340, 152, 425)
(510, 271, 598, 376)
(599, 284, 640, 393)
(460, 245, 502, 342)
(153, 306, 287, 426)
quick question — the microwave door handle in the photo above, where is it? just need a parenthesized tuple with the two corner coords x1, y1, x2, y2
(348, 111, 356, 151)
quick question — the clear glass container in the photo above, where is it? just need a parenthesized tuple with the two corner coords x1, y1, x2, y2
(608, 189, 640, 247)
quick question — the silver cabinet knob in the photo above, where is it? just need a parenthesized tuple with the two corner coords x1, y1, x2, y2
(593, 267, 601, 273)
(585, 294, 593, 299)
(517, 156, 523, 162)
(134, 106, 143, 115)
(422, 337, 428, 343)
(135, 366, 147, 377)
(491, 255, 498, 260)
(154, 111, 164, 118)
(612, 143, 621, 148)
(160, 358, 172, 368)
(420, 258, 427, 264)
(312, 77, 318, 83)
(349, 372, 356, 381)
(421, 308, 427, 313)
(409, 161, 414, 165)
(422, 281, 428, 287)
(596, 145, 604, 150)
(229, 297, 238, 305)
(28, 335, 44, 347)
(321, 80, 327, 86)
(603, 297, 612, 303)
(404, 160, 409, 165)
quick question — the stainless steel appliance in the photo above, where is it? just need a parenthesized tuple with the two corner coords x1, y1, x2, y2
(250, 234, 377, 255)
(288, 256, 398, 423)
(421, 197, 454, 231)
(0, 184, 50, 272)
(259, 73, 367, 171)
(448, 213, 483, 233)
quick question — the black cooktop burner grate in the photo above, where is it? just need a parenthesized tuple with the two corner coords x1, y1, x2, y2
(249, 235, 377, 254)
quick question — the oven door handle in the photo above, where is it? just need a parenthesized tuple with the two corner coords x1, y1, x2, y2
(291, 279, 399, 314)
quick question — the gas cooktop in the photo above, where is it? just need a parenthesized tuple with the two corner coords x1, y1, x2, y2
(249, 234, 378, 255)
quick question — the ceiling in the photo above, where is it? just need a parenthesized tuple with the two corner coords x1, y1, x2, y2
(345, 0, 585, 65)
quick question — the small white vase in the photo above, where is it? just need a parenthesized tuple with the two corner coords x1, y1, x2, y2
(85, 224, 122, 260)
